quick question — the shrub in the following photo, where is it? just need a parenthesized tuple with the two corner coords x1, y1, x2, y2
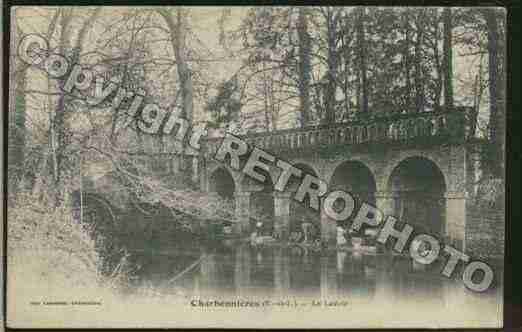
(8, 191, 133, 297)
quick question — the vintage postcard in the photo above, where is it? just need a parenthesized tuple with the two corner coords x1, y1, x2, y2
(6, 6, 505, 329)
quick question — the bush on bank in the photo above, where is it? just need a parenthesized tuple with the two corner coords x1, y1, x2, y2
(8, 191, 133, 297)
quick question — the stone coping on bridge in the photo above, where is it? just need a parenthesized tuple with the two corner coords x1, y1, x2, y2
(203, 107, 473, 156)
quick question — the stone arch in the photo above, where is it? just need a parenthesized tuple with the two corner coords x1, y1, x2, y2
(207, 161, 241, 188)
(324, 160, 377, 243)
(380, 153, 448, 193)
(386, 156, 447, 235)
(329, 160, 377, 206)
(208, 167, 238, 231)
(208, 166, 236, 200)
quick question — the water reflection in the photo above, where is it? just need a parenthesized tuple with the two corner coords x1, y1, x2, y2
(130, 242, 502, 317)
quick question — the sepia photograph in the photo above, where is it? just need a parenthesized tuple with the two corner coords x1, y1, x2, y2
(6, 5, 506, 329)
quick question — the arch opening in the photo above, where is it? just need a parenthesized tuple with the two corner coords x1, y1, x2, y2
(329, 160, 377, 206)
(209, 167, 236, 200)
(387, 156, 446, 235)
(328, 161, 377, 242)
(209, 167, 237, 227)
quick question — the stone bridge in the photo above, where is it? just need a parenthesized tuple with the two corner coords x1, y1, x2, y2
(200, 107, 483, 250)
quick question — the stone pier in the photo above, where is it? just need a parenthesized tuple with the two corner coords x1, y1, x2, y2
(375, 191, 396, 217)
(445, 191, 468, 251)
(273, 192, 292, 240)
(234, 192, 251, 235)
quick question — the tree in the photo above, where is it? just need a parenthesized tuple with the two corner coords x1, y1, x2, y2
(443, 7, 453, 107)
(205, 77, 241, 130)
(235, 7, 308, 130)
(483, 8, 504, 177)
(8, 28, 29, 192)
(414, 9, 427, 112)
(356, 7, 369, 114)
(297, 7, 312, 126)
(157, 8, 194, 124)
(50, 8, 102, 206)
(425, 8, 443, 109)
(322, 7, 342, 124)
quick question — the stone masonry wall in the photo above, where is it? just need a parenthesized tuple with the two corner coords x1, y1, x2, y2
(465, 179, 505, 259)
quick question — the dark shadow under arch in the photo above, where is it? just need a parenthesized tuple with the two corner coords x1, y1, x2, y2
(387, 156, 446, 235)
(329, 160, 377, 206)
(209, 167, 236, 200)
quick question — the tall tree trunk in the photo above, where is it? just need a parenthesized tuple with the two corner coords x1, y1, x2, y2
(262, 63, 271, 131)
(51, 8, 73, 206)
(342, 27, 351, 118)
(498, 12, 506, 176)
(269, 76, 278, 131)
(158, 8, 195, 181)
(470, 54, 485, 138)
(158, 8, 194, 124)
(414, 11, 426, 112)
(443, 7, 453, 108)
(484, 8, 503, 176)
(50, 8, 100, 206)
(357, 7, 369, 114)
(9, 44, 27, 192)
(297, 7, 311, 127)
(9, 10, 61, 194)
(323, 8, 338, 124)
(403, 13, 413, 111)
(432, 28, 443, 109)
(355, 53, 361, 113)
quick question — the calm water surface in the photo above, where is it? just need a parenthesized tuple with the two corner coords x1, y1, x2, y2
(127, 241, 502, 313)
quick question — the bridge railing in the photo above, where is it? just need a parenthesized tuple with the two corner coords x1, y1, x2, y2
(203, 107, 472, 156)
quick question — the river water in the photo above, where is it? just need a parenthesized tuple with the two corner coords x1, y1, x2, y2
(125, 240, 502, 327)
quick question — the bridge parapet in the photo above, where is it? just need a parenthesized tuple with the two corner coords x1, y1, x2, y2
(203, 107, 472, 156)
